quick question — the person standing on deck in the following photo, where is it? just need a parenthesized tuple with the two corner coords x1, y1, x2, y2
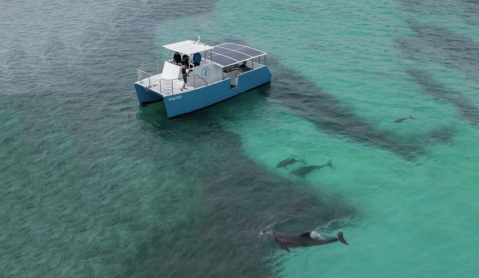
(180, 64, 190, 91)
(182, 54, 190, 68)
(192, 52, 201, 67)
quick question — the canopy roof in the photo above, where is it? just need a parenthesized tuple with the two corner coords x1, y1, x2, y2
(208, 43, 267, 67)
(163, 40, 214, 55)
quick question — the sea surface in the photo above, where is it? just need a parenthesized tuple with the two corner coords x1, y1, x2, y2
(1, 0, 479, 277)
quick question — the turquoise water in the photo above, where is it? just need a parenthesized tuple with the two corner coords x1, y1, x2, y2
(1, 0, 479, 277)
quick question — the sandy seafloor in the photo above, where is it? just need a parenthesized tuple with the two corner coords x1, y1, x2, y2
(1, 0, 478, 277)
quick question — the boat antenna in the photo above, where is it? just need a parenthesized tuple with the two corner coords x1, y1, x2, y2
(196, 35, 201, 44)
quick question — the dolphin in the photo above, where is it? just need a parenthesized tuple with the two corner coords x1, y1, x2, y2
(276, 156, 306, 169)
(394, 115, 414, 123)
(263, 230, 349, 252)
(290, 159, 334, 177)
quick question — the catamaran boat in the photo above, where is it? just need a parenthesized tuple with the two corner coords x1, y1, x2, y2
(134, 39, 272, 118)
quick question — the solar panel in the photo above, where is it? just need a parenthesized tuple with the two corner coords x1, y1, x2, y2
(211, 55, 237, 67)
(209, 43, 267, 67)
(218, 43, 244, 50)
(221, 51, 251, 62)
(210, 47, 231, 55)
(236, 47, 264, 57)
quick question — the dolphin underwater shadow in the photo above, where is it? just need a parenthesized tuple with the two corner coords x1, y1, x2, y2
(290, 159, 335, 177)
(276, 156, 306, 169)
(262, 230, 349, 252)
(394, 115, 414, 123)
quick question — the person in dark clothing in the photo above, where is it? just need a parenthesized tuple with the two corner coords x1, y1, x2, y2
(173, 52, 182, 65)
(180, 64, 190, 91)
(192, 52, 202, 67)
(182, 54, 190, 68)
(238, 61, 249, 72)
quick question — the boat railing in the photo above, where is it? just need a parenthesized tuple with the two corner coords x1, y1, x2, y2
(158, 79, 176, 96)
(137, 59, 209, 95)
(137, 60, 161, 81)
(137, 69, 154, 87)
(192, 74, 208, 89)
(137, 68, 171, 95)
(137, 59, 170, 92)
(137, 60, 162, 83)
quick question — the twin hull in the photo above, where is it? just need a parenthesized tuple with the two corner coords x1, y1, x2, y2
(134, 66, 272, 118)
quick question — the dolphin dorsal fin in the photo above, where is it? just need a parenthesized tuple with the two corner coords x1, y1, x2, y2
(299, 232, 311, 238)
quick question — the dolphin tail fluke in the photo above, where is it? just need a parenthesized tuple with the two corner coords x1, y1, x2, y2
(409, 115, 414, 120)
(337, 232, 349, 246)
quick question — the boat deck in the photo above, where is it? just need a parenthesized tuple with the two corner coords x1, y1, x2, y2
(136, 60, 265, 97)
(136, 73, 199, 97)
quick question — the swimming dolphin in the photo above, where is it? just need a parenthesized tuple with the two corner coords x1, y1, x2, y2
(263, 230, 349, 252)
(276, 156, 306, 169)
(290, 159, 334, 177)
(394, 115, 414, 123)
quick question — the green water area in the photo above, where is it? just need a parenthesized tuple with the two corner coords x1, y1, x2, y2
(1, 0, 478, 277)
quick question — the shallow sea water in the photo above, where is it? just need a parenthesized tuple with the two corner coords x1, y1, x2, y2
(1, 0, 479, 277)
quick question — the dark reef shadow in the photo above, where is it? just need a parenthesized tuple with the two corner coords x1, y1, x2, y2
(268, 67, 454, 159)
(406, 68, 479, 125)
(397, 19, 479, 81)
(398, 0, 479, 26)
(396, 19, 479, 125)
